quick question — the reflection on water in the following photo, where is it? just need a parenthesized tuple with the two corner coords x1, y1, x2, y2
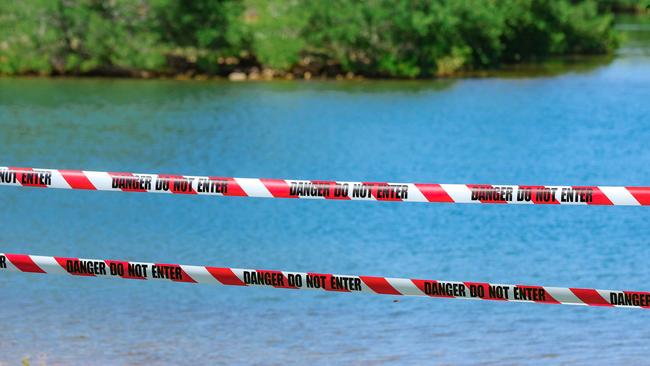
(617, 15, 650, 56)
(485, 55, 614, 78)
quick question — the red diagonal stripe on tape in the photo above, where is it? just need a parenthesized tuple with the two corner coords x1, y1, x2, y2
(55, 257, 96, 277)
(5, 254, 46, 273)
(60, 170, 96, 190)
(158, 175, 197, 194)
(104, 260, 146, 280)
(515, 285, 560, 304)
(360, 276, 401, 295)
(108, 172, 148, 192)
(207, 267, 246, 286)
(573, 186, 613, 205)
(260, 179, 298, 198)
(415, 184, 454, 202)
(209, 177, 248, 196)
(9, 167, 49, 188)
(570, 288, 612, 307)
(411, 280, 454, 298)
(626, 187, 650, 205)
(153, 263, 197, 283)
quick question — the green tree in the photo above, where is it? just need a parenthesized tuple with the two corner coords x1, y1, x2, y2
(0, 0, 622, 77)
(153, 0, 248, 74)
(0, 0, 164, 75)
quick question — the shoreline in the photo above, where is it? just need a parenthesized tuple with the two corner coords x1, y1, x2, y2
(0, 54, 616, 82)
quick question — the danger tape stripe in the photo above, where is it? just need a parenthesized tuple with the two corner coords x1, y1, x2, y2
(0, 253, 648, 309)
(1, 166, 648, 206)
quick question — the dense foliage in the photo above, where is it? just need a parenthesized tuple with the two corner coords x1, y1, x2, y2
(0, 0, 621, 78)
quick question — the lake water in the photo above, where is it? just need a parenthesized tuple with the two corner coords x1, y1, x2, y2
(1, 21, 649, 365)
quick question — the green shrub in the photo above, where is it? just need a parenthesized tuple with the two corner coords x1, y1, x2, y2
(0, 0, 621, 77)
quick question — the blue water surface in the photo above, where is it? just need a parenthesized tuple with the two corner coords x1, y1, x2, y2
(1, 37, 650, 366)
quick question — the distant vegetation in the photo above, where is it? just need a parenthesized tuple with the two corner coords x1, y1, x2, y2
(0, 0, 627, 78)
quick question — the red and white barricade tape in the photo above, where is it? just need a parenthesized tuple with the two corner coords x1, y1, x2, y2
(1, 166, 648, 205)
(0, 253, 647, 309)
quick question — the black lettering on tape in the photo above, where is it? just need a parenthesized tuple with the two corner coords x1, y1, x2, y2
(0, 171, 17, 184)
(610, 292, 650, 307)
(66, 260, 107, 275)
(424, 282, 466, 297)
(155, 178, 169, 191)
(0, 255, 6, 269)
(352, 184, 372, 198)
(243, 271, 285, 286)
(109, 262, 125, 276)
(329, 276, 362, 291)
(560, 187, 594, 203)
(333, 183, 349, 197)
(471, 186, 512, 202)
(306, 274, 326, 289)
(468, 284, 485, 298)
(20, 171, 51, 186)
(517, 187, 532, 202)
(127, 263, 148, 278)
(173, 179, 193, 193)
(151, 265, 182, 280)
(289, 182, 331, 198)
(513, 287, 546, 301)
(535, 188, 558, 203)
(112, 176, 152, 190)
(196, 179, 228, 194)
(488, 285, 510, 299)
(375, 185, 409, 200)
(287, 273, 302, 287)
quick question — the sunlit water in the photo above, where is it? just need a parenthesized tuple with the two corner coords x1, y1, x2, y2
(0, 22, 649, 365)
